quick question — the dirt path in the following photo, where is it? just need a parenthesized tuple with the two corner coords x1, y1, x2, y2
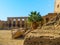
(0, 30, 24, 45)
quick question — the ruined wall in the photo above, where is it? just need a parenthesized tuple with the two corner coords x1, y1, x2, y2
(0, 20, 4, 29)
(0, 21, 8, 29)
(7, 17, 28, 29)
(43, 13, 57, 24)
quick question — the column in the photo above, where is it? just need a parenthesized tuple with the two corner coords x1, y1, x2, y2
(15, 19, 18, 28)
(44, 18, 46, 24)
(20, 18, 22, 28)
(7, 19, 9, 29)
(24, 19, 27, 29)
(11, 18, 13, 29)
(18, 19, 20, 28)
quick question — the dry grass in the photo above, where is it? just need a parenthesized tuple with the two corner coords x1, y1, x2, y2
(0, 30, 24, 45)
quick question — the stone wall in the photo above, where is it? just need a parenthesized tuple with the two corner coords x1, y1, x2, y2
(0, 21, 7, 29)
(43, 13, 57, 24)
(24, 36, 60, 45)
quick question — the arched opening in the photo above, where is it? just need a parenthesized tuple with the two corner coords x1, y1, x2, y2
(22, 21, 24, 28)
(57, 4, 59, 8)
(22, 19, 25, 28)
(17, 21, 20, 27)
(13, 21, 16, 27)
(13, 19, 16, 27)
(17, 19, 20, 27)
(46, 18, 49, 23)
(9, 21, 11, 28)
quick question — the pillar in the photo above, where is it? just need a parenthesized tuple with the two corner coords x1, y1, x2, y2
(11, 18, 13, 29)
(7, 19, 10, 29)
(15, 19, 18, 28)
(20, 18, 22, 28)
(24, 19, 27, 29)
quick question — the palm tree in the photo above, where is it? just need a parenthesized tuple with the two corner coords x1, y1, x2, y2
(28, 11, 43, 29)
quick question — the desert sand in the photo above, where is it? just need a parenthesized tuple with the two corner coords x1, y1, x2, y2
(0, 30, 24, 45)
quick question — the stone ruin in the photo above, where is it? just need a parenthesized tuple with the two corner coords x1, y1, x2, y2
(24, 30, 60, 45)
(23, 14, 60, 45)
(42, 13, 60, 30)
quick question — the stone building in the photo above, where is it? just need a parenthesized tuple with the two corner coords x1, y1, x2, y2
(55, 0, 60, 13)
(0, 17, 28, 29)
(43, 0, 60, 24)
(7, 17, 28, 29)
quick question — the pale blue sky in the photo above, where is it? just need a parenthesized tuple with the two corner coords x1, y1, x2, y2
(0, 0, 55, 21)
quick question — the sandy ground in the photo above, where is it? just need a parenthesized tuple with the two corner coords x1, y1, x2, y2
(0, 30, 24, 45)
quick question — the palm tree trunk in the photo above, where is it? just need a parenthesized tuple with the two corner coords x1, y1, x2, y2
(31, 22, 38, 30)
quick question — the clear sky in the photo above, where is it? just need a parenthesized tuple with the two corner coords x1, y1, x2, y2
(0, 0, 55, 21)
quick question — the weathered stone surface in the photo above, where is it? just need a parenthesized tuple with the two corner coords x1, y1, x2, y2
(24, 30, 60, 45)
(42, 13, 60, 30)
